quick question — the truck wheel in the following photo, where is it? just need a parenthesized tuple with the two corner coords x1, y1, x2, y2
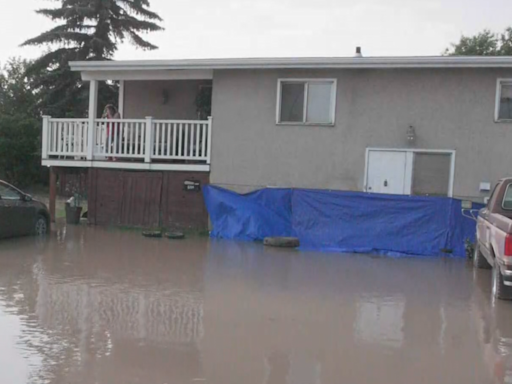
(492, 264, 512, 300)
(474, 243, 491, 269)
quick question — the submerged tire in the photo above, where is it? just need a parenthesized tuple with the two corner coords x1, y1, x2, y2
(142, 230, 162, 238)
(166, 231, 185, 240)
(474, 243, 491, 269)
(263, 237, 300, 248)
(492, 264, 512, 301)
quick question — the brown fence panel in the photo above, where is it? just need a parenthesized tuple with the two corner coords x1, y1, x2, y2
(87, 169, 207, 229)
(161, 172, 209, 230)
(93, 169, 124, 226)
(120, 172, 163, 228)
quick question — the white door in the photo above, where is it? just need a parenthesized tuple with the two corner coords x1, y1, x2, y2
(366, 151, 407, 194)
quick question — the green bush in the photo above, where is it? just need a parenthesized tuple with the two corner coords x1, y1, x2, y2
(0, 115, 41, 186)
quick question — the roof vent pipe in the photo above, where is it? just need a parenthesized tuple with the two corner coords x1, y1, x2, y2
(355, 46, 363, 58)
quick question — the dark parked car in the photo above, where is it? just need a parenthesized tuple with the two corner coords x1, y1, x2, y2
(0, 180, 50, 239)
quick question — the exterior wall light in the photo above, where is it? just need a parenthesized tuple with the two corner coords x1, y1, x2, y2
(407, 125, 416, 145)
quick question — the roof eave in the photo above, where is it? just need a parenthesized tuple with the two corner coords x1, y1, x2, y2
(69, 56, 512, 72)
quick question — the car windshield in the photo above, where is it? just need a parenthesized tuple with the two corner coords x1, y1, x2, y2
(0, 182, 22, 200)
(503, 183, 512, 210)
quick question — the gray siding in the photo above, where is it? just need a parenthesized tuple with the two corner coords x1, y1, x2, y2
(123, 80, 211, 120)
(210, 68, 512, 200)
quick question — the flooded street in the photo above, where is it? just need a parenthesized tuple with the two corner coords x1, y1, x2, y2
(1, 226, 512, 383)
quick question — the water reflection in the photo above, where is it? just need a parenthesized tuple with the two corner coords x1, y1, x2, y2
(0, 228, 510, 383)
(203, 241, 487, 384)
(471, 268, 512, 384)
(0, 227, 205, 383)
(355, 295, 405, 348)
(263, 352, 321, 384)
(0, 302, 40, 383)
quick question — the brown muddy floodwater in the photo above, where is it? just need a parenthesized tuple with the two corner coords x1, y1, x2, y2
(1, 226, 512, 384)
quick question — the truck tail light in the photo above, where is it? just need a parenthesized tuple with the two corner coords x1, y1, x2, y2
(506, 235, 512, 257)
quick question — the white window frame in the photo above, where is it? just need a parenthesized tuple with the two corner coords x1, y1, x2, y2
(495, 78, 512, 122)
(276, 78, 337, 126)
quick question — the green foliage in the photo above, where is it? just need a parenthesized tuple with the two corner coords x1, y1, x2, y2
(445, 28, 512, 56)
(0, 59, 39, 116)
(0, 60, 41, 186)
(22, 0, 164, 117)
(0, 115, 41, 187)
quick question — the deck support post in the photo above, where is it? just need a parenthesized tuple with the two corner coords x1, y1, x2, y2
(49, 167, 57, 223)
(42, 116, 50, 160)
(207, 116, 213, 164)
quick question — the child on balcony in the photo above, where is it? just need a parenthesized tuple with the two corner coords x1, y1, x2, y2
(104, 104, 121, 161)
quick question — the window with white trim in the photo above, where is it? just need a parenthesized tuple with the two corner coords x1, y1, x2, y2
(496, 79, 512, 121)
(277, 79, 336, 125)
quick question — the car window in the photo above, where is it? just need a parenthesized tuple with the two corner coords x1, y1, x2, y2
(0, 183, 22, 200)
(503, 183, 512, 210)
(488, 183, 500, 209)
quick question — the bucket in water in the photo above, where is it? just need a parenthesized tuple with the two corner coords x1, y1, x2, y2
(65, 203, 83, 225)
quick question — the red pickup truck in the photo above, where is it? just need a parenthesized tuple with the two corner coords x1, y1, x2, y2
(475, 177, 512, 300)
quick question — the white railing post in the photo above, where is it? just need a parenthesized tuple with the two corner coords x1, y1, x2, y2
(145, 116, 153, 163)
(118, 80, 125, 117)
(87, 80, 98, 160)
(42, 116, 50, 160)
(207, 116, 213, 164)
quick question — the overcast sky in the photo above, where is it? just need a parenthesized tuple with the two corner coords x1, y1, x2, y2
(1, 0, 511, 64)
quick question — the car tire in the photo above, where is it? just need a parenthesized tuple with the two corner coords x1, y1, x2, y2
(474, 243, 491, 269)
(34, 215, 48, 236)
(492, 263, 512, 300)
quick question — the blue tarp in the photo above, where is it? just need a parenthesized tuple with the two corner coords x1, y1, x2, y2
(203, 185, 483, 257)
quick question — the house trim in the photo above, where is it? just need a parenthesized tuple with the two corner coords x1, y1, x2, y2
(80, 69, 214, 81)
(364, 148, 456, 197)
(41, 160, 210, 172)
(70, 56, 512, 73)
(118, 80, 125, 117)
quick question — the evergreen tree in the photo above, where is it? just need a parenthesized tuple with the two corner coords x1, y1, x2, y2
(22, 0, 163, 117)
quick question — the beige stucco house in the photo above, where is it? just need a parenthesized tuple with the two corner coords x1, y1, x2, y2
(41, 56, 512, 227)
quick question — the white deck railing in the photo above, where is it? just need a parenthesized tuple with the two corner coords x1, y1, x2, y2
(42, 116, 212, 164)
(46, 118, 89, 157)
